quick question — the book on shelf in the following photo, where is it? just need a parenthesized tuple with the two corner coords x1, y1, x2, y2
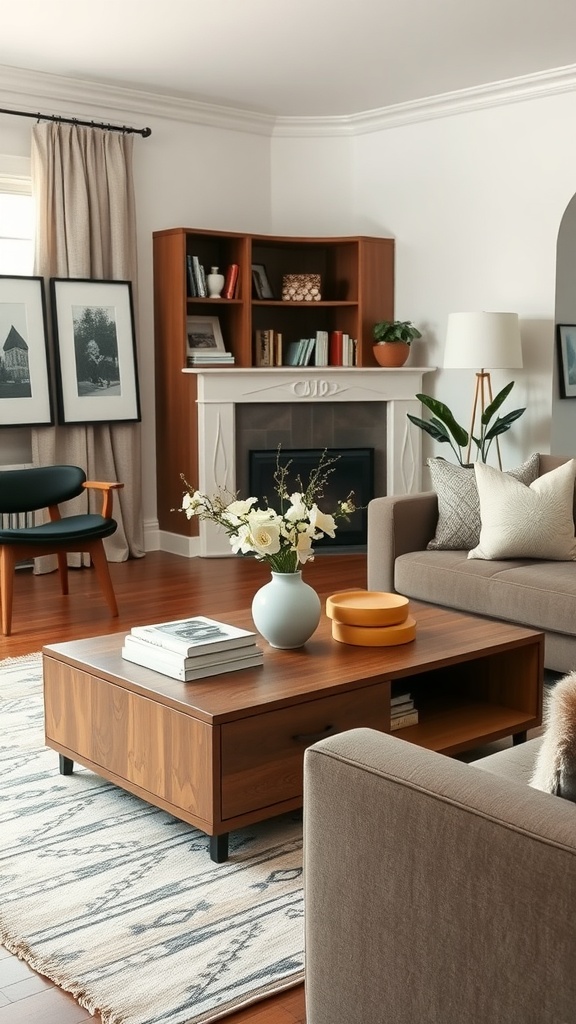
(299, 337, 315, 365)
(274, 331, 283, 366)
(186, 352, 235, 366)
(191, 255, 206, 297)
(285, 340, 301, 366)
(254, 328, 274, 366)
(186, 255, 197, 297)
(130, 615, 257, 657)
(314, 330, 329, 366)
(223, 263, 239, 299)
(391, 700, 415, 716)
(390, 709, 419, 731)
(391, 691, 412, 706)
(329, 330, 344, 366)
(122, 636, 263, 681)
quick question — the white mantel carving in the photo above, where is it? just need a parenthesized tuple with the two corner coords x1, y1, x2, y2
(184, 366, 435, 556)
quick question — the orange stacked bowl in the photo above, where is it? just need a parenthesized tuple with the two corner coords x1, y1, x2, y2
(325, 590, 416, 646)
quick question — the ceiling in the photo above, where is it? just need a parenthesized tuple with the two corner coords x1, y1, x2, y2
(3, 0, 576, 118)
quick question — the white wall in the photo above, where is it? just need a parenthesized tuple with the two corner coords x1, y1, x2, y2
(350, 91, 576, 471)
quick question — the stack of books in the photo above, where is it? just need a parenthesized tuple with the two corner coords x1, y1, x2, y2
(122, 615, 263, 681)
(390, 690, 419, 731)
(186, 351, 235, 366)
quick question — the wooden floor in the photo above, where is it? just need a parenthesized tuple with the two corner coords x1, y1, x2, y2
(0, 549, 368, 1024)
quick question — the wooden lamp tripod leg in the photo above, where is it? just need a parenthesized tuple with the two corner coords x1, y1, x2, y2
(465, 370, 502, 469)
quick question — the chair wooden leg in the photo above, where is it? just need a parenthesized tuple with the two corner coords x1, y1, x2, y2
(0, 547, 16, 636)
(88, 540, 119, 616)
(57, 552, 69, 595)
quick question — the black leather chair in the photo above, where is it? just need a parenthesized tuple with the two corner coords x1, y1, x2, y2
(0, 465, 124, 635)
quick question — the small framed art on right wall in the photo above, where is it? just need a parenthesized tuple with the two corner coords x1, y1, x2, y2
(557, 323, 576, 398)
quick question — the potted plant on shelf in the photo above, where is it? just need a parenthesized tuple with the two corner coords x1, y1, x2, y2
(372, 320, 422, 367)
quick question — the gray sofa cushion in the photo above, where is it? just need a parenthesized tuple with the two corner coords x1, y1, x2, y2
(395, 549, 576, 639)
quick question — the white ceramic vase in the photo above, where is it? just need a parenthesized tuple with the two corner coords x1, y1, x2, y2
(251, 570, 321, 649)
(206, 266, 225, 297)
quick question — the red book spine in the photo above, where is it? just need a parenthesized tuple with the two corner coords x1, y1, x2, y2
(223, 263, 239, 299)
(329, 330, 344, 366)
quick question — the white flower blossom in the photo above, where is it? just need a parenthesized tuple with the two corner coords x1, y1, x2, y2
(309, 504, 337, 538)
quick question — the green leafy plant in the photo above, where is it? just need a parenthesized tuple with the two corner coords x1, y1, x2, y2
(407, 381, 526, 466)
(373, 320, 422, 344)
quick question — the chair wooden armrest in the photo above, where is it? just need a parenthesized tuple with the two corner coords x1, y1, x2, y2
(83, 480, 125, 519)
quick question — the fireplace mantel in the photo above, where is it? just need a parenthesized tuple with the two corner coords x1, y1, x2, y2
(183, 366, 435, 556)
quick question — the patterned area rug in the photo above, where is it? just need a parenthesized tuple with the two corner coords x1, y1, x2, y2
(0, 654, 304, 1024)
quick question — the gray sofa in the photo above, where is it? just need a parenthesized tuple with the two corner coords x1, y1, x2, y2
(367, 453, 576, 673)
(304, 728, 576, 1024)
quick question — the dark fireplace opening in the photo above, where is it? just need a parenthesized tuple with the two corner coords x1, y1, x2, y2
(248, 447, 374, 549)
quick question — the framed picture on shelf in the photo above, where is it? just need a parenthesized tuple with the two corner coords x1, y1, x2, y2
(557, 324, 576, 398)
(50, 278, 141, 424)
(186, 315, 225, 352)
(252, 263, 274, 300)
(0, 275, 53, 427)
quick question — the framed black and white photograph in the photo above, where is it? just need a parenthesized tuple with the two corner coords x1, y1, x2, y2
(557, 323, 576, 398)
(251, 263, 274, 300)
(50, 278, 141, 424)
(0, 275, 53, 427)
(186, 315, 225, 352)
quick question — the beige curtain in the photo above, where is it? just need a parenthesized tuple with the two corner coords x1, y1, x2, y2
(31, 122, 145, 566)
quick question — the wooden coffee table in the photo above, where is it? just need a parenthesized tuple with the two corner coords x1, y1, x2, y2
(42, 600, 544, 861)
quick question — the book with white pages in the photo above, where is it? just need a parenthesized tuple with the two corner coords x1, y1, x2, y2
(130, 615, 258, 657)
(121, 643, 264, 682)
(123, 633, 260, 671)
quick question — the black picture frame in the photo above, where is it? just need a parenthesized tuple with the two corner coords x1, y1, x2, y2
(0, 275, 53, 427)
(50, 278, 141, 424)
(557, 324, 576, 399)
(252, 263, 274, 300)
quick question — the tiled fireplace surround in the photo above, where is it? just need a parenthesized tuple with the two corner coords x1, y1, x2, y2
(185, 366, 433, 557)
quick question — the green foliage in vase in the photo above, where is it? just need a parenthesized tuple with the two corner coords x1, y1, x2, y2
(407, 381, 526, 466)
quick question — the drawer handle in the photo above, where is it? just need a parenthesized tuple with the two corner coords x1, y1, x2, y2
(292, 725, 335, 744)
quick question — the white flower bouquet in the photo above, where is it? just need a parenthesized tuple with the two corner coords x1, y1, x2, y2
(178, 449, 356, 574)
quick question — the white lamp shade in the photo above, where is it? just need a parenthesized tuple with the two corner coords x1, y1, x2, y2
(443, 312, 523, 370)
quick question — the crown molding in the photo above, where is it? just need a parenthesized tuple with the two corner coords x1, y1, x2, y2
(1, 61, 576, 142)
(0, 65, 276, 137)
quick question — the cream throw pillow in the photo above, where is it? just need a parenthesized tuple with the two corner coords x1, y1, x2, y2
(468, 458, 576, 561)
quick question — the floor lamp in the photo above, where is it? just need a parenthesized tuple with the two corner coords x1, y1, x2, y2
(443, 312, 523, 469)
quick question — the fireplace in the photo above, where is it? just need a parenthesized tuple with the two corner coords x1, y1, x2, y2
(186, 366, 433, 557)
(249, 447, 374, 549)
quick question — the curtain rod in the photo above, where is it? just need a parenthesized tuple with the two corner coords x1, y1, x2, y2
(0, 106, 152, 137)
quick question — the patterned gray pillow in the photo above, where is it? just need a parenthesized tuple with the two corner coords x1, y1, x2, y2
(426, 452, 540, 551)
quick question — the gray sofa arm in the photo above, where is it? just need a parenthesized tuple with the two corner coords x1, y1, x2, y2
(367, 491, 438, 592)
(304, 728, 576, 1024)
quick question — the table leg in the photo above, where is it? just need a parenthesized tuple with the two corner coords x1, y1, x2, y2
(59, 754, 74, 774)
(512, 731, 527, 745)
(209, 833, 229, 863)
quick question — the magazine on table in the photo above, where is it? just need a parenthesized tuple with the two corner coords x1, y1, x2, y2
(130, 615, 257, 657)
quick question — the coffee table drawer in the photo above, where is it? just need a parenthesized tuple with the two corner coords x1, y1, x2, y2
(220, 682, 388, 818)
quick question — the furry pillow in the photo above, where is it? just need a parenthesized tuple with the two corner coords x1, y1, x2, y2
(468, 458, 576, 561)
(530, 672, 576, 802)
(426, 453, 539, 551)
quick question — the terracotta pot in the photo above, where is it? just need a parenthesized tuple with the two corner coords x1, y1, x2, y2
(373, 343, 410, 367)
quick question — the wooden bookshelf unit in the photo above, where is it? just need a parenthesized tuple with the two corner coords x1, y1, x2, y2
(152, 228, 394, 535)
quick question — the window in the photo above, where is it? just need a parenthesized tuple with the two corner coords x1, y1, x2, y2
(0, 163, 34, 274)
